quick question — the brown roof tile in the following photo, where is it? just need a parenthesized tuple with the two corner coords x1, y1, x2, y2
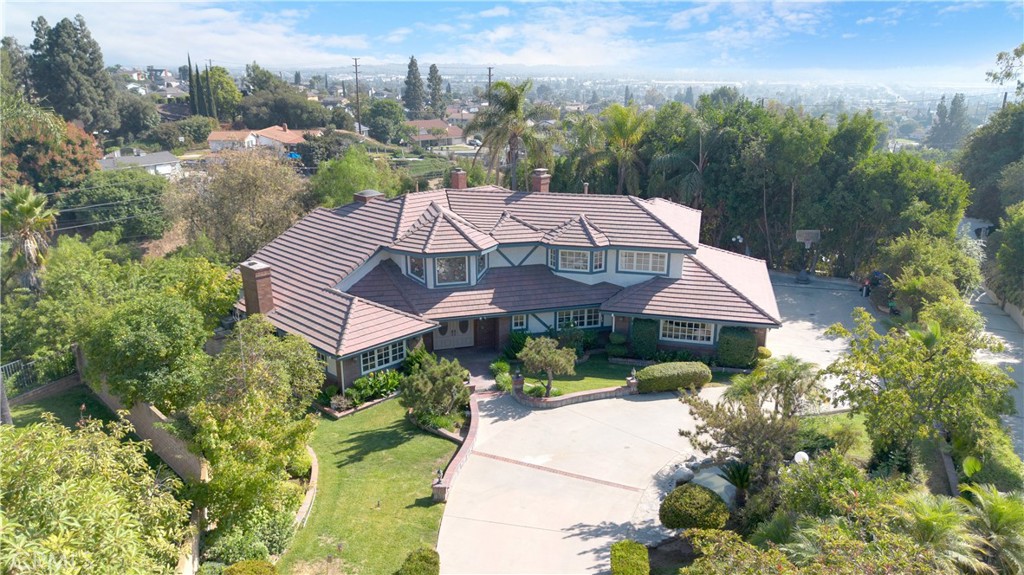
(542, 214, 610, 247)
(391, 202, 498, 254)
(488, 210, 545, 243)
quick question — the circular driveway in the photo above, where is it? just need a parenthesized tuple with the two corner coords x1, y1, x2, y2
(436, 390, 720, 574)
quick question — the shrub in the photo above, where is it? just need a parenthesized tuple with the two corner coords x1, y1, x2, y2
(657, 349, 695, 363)
(286, 449, 312, 480)
(659, 484, 729, 530)
(223, 560, 277, 575)
(608, 332, 628, 346)
(329, 394, 353, 412)
(956, 430, 1024, 491)
(635, 362, 711, 393)
(606, 344, 629, 358)
(610, 540, 650, 575)
(581, 329, 599, 351)
(557, 324, 586, 356)
(396, 547, 440, 575)
(489, 359, 511, 377)
(400, 356, 470, 417)
(248, 508, 295, 556)
(524, 384, 562, 398)
(630, 319, 659, 360)
(317, 384, 339, 405)
(402, 343, 434, 375)
(717, 327, 758, 368)
(198, 563, 226, 575)
(493, 372, 513, 392)
(794, 427, 836, 458)
(757, 346, 772, 360)
(346, 369, 402, 406)
(503, 331, 530, 360)
(417, 412, 457, 431)
(204, 528, 269, 565)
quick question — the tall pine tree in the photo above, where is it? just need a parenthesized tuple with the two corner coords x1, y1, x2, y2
(403, 55, 424, 120)
(427, 64, 445, 119)
(194, 64, 207, 117)
(205, 64, 217, 121)
(187, 54, 197, 115)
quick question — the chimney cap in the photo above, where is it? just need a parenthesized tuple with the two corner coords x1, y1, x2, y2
(354, 189, 384, 204)
(531, 168, 549, 175)
(241, 259, 271, 271)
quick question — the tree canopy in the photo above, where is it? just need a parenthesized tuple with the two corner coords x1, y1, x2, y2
(310, 145, 403, 207)
(403, 56, 424, 120)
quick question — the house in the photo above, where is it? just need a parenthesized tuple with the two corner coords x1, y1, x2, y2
(208, 130, 258, 152)
(254, 124, 322, 155)
(405, 119, 464, 146)
(237, 168, 781, 388)
(446, 110, 476, 128)
(98, 150, 181, 178)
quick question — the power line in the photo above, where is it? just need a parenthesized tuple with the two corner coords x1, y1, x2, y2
(57, 192, 166, 213)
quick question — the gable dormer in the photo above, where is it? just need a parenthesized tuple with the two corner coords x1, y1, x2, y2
(390, 201, 496, 287)
(543, 214, 609, 274)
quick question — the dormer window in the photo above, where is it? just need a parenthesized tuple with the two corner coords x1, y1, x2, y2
(408, 256, 425, 282)
(559, 250, 589, 271)
(436, 256, 468, 285)
(593, 251, 606, 272)
(477, 253, 488, 279)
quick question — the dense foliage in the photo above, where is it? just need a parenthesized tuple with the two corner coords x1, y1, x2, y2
(310, 145, 404, 206)
(517, 337, 576, 397)
(609, 540, 649, 575)
(57, 169, 171, 239)
(716, 327, 759, 368)
(395, 547, 440, 575)
(400, 355, 470, 422)
(659, 484, 730, 530)
(634, 361, 711, 393)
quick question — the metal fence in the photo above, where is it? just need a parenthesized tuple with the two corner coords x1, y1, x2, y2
(1, 350, 77, 397)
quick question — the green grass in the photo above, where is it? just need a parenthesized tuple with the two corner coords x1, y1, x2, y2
(10, 385, 118, 428)
(522, 353, 634, 395)
(800, 412, 871, 465)
(278, 399, 457, 575)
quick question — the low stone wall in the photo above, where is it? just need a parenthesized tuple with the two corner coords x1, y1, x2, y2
(8, 373, 82, 406)
(510, 375, 638, 409)
(432, 393, 482, 503)
(176, 509, 203, 575)
(314, 392, 399, 420)
(293, 445, 319, 529)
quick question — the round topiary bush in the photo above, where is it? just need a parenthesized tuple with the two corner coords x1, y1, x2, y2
(396, 547, 440, 575)
(757, 346, 772, 360)
(610, 539, 650, 575)
(635, 362, 712, 393)
(223, 560, 277, 575)
(608, 332, 628, 346)
(659, 483, 729, 530)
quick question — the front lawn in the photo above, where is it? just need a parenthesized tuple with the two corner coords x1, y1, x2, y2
(278, 399, 457, 575)
(799, 412, 871, 464)
(521, 353, 735, 395)
(10, 384, 117, 428)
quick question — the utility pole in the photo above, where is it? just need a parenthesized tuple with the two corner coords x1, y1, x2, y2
(487, 66, 493, 104)
(353, 57, 362, 134)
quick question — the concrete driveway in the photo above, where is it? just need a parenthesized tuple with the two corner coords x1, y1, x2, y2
(437, 390, 719, 574)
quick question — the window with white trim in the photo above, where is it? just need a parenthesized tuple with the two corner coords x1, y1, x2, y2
(619, 250, 668, 273)
(511, 314, 527, 330)
(557, 308, 602, 329)
(559, 249, 590, 271)
(360, 341, 407, 373)
(593, 251, 605, 272)
(435, 256, 468, 285)
(408, 256, 425, 281)
(660, 320, 713, 343)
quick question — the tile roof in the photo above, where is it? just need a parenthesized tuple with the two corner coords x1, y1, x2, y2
(391, 202, 497, 254)
(542, 214, 610, 247)
(349, 261, 622, 320)
(97, 151, 179, 170)
(600, 249, 781, 327)
(405, 119, 464, 142)
(488, 211, 545, 243)
(256, 125, 322, 145)
(208, 130, 255, 142)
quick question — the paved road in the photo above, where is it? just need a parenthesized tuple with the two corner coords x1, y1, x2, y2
(970, 289, 1024, 458)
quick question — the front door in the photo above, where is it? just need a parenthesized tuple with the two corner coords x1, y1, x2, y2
(433, 320, 475, 350)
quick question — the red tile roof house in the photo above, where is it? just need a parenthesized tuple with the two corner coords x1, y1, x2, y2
(405, 119, 464, 146)
(238, 168, 781, 388)
(253, 124, 322, 155)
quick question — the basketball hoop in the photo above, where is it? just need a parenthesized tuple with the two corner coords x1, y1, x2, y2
(795, 229, 821, 250)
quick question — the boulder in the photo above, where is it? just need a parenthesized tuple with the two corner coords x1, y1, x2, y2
(673, 467, 695, 486)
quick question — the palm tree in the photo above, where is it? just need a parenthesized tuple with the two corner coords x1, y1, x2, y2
(467, 80, 548, 191)
(962, 484, 1024, 574)
(592, 103, 651, 195)
(719, 461, 751, 508)
(897, 491, 993, 574)
(723, 355, 823, 418)
(1, 185, 59, 291)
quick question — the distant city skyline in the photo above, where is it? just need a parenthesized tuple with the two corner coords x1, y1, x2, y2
(4, 1, 1021, 86)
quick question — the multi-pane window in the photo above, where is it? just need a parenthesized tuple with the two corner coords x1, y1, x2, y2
(557, 308, 602, 329)
(315, 350, 329, 363)
(435, 256, 468, 285)
(408, 256, 425, 281)
(511, 314, 527, 330)
(619, 251, 668, 274)
(477, 254, 488, 278)
(361, 341, 407, 372)
(559, 250, 590, 271)
(660, 320, 713, 343)
(548, 248, 558, 268)
(593, 251, 605, 272)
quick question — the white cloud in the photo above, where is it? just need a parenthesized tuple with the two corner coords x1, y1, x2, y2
(666, 4, 716, 30)
(478, 6, 511, 18)
(841, 33, 857, 39)
(383, 27, 412, 44)
(856, 16, 877, 25)
(938, 2, 983, 15)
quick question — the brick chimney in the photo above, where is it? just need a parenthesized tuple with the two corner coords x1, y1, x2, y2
(240, 260, 274, 315)
(530, 168, 551, 193)
(450, 168, 468, 189)
(354, 189, 384, 204)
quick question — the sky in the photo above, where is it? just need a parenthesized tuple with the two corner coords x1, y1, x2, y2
(3, 1, 1022, 86)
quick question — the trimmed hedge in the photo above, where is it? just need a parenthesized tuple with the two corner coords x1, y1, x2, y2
(610, 540, 650, 575)
(608, 332, 628, 345)
(606, 343, 629, 358)
(223, 561, 276, 575)
(717, 327, 758, 368)
(659, 483, 729, 530)
(635, 362, 711, 393)
(396, 547, 440, 575)
(630, 319, 659, 360)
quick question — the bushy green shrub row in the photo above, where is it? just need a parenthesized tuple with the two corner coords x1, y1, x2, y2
(635, 362, 711, 393)
(396, 547, 440, 575)
(630, 319, 659, 360)
(659, 483, 729, 530)
(608, 332, 628, 346)
(717, 327, 758, 368)
(610, 540, 650, 575)
(345, 369, 402, 406)
(955, 429, 1024, 491)
(493, 372, 513, 392)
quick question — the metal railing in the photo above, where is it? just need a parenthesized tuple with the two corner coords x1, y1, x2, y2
(1, 349, 77, 397)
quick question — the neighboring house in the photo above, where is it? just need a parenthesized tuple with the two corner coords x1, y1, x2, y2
(446, 110, 476, 128)
(405, 119, 464, 146)
(354, 122, 370, 137)
(208, 130, 258, 152)
(237, 168, 781, 388)
(153, 86, 188, 99)
(254, 124, 322, 155)
(98, 150, 181, 178)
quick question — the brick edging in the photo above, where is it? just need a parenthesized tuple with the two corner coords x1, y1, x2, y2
(509, 376, 638, 409)
(431, 394, 480, 502)
(314, 392, 398, 420)
(292, 445, 319, 529)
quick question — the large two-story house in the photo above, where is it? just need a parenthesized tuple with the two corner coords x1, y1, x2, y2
(238, 168, 781, 388)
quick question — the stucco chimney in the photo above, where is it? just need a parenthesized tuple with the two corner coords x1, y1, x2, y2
(530, 168, 551, 193)
(354, 189, 384, 204)
(240, 260, 274, 315)
(281, 123, 288, 131)
(450, 168, 468, 189)
(583, 182, 589, 195)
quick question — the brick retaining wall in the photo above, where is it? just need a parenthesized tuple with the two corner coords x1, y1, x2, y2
(432, 393, 482, 502)
(8, 373, 82, 406)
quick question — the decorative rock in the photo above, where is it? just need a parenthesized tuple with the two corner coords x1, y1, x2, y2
(700, 457, 714, 467)
(673, 467, 695, 486)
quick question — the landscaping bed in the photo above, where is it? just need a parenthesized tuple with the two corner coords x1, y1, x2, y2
(277, 399, 456, 575)
(10, 384, 117, 427)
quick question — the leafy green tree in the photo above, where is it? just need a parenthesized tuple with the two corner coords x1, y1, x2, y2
(400, 354, 470, 418)
(872, 230, 981, 317)
(986, 42, 1024, 99)
(593, 103, 651, 195)
(244, 61, 287, 94)
(2, 36, 32, 98)
(201, 65, 241, 122)
(1, 185, 58, 291)
(927, 94, 971, 151)
(28, 15, 119, 132)
(295, 128, 358, 167)
(723, 355, 823, 420)
(516, 336, 575, 397)
(992, 202, 1024, 308)
(56, 169, 170, 239)
(961, 483, 1024, 573)
(467, 80, 549, 190)
(427, 63, 445, 119)
(141, 255, 241, 330)
(170, 149, 308, 262)
(310, 145, 403, 206)
(142, 115, 218, 150)
(115, 92, 160, 140)
(0, 416, 191, 574)
(403, 55, 425, 119)
(238, 90, 327, 130)
(365, 98, 410, 144)
(957, 103, 1023, 222)
(83, 291, 209, 412)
